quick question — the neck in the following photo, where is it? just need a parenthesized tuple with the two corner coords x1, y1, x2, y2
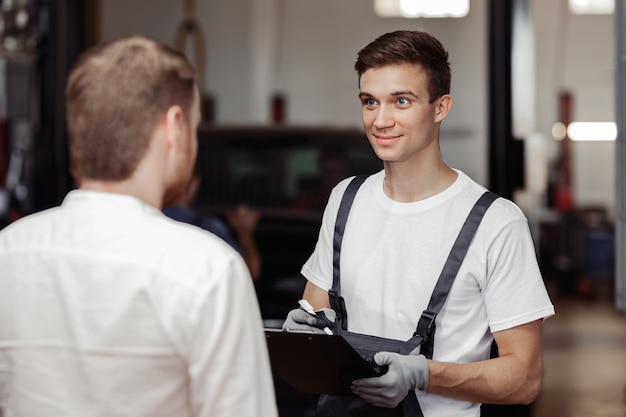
(79, 179, 162, 210)
(79, 151, 165, 210)
(382, 158, 457, 202)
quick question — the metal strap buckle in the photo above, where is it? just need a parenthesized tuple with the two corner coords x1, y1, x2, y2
(414, 310, 437, 338)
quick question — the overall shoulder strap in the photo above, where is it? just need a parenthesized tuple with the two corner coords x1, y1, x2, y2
(417, 191, 499, 358)
(330, 181, 499, 345)
(330, 175, 369, 330)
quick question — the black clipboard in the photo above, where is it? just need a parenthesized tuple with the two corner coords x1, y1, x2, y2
(265, 329, 383, 395)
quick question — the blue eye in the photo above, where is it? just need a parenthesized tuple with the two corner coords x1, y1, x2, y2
(397, 97, 409, 105)
(362, 98, 377, 106)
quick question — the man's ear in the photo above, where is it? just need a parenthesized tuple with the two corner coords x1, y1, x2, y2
(434, 94, 452, 124)
(163, 105, 185, 149)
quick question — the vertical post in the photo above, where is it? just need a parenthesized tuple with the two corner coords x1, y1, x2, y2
(615, 0, 626, 312)
(483, 2, 533, 415)
(488, 0, 512, 198)
(488, 0, 525, 200)
(34, 0, 89, 212)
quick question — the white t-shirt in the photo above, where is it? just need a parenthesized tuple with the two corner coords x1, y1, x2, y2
(0, 190, 278, 417)
(302, 170, 555, 417)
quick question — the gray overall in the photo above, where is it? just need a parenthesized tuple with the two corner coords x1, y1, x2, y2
(317, 175, 498, 417)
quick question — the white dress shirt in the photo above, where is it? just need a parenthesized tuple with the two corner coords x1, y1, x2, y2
(0, 190, 278, 417)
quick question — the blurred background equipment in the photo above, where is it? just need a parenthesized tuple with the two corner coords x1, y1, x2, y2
(0, 0, 94, 228)
(0, 0, 39, 226)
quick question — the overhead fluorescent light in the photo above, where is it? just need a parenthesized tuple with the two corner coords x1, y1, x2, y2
(568, 122, 616, 141)
(552, 122, 616, 141)
(569, 0, 614, 15)
(374, 0, 469, 18)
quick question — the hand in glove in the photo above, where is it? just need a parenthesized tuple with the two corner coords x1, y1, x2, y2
(351, 352, 429, 408)
(282, 307, 336, 334)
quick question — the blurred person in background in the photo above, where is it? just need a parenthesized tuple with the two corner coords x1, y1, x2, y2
(164, 173, 262, 280)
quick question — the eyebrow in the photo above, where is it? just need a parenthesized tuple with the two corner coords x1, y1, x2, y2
(359, 90, 420, 100)
(391, 90, 419, 98)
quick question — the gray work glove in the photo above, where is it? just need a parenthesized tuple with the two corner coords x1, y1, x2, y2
(351, 352, 429, 408)
(282, 307, 336, 334)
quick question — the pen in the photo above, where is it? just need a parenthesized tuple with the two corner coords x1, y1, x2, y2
(298, 299, 333, 335)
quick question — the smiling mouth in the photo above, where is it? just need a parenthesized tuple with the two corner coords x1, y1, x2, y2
(373, 134, 401, 144)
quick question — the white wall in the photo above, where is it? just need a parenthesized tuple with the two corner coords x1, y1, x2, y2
(100, 0, 616, 216)
(100, 0, 253, 122)
(532, 0, 615, 217)
(100, 0, 489, 185)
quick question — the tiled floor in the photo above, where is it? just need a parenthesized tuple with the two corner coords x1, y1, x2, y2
(533, 293, 626, 417)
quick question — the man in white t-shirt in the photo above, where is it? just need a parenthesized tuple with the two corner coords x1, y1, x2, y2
(0, 36, 278, 417)
(283, 30, 554, 417)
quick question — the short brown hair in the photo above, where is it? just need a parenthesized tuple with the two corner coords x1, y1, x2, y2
(354, 30, 451, 103)
(65, 36, 197, 182)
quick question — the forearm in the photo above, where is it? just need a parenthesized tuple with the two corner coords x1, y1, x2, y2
(236, 233, 261, 281)
(426, 352, 542, 405)
(302, 281, 332, 309)
(225, 205, 261, 280)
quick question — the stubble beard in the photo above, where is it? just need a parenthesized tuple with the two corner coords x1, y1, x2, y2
(162, 161, 194, 208)
(161, 132, 196, 209)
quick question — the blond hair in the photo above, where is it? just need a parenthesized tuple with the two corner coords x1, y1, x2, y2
(65, 36, 197, 181)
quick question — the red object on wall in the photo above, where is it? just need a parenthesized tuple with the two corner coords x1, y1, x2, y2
(271, 93, 286, 126)
(555, 91, 574, 213)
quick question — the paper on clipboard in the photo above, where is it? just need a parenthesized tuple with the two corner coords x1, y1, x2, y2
(264, 328, 383, 395)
